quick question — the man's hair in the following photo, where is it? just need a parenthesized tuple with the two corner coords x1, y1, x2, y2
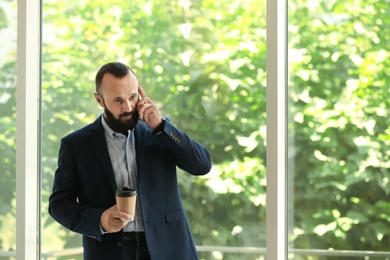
(95, 62, 136, 94)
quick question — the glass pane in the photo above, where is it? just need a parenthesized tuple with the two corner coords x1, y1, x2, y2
(0, 0, 17, 259)
(288, 0, 390, 259)
(41, 0, 266, 259)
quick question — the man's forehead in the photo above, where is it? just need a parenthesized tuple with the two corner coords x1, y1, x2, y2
(100, 75, 138, 96)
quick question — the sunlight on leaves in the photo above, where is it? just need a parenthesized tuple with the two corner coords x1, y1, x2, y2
(313, 222, 337, 236)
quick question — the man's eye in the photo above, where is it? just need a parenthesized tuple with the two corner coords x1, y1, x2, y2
(115, 99, 122, 104)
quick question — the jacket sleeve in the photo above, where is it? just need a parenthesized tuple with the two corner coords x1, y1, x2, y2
(153, 118, 212, 175)
(48, 137, 106, 242)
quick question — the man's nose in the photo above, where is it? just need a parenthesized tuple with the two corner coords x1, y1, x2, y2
(122, 101, 133, 112)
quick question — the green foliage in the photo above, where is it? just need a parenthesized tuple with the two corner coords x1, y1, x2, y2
(0, 61, 16, 215)
(289, 0, 390, 255)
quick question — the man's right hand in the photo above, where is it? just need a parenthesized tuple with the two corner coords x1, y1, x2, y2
(100, 205, 132, 233)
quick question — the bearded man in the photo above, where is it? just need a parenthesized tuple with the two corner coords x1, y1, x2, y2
(49, 61, 212, 260)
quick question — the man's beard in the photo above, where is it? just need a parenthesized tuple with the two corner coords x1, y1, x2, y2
(103, 105, 139, 134)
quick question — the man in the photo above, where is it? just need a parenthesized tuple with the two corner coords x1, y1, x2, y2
(49, 62, 212, 260)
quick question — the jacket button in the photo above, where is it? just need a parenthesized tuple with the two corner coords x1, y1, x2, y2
(117, 242, 122, 248)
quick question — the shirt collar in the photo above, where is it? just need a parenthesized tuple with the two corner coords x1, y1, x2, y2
(101, 114, 134, 139)
(101, 114, 119, 139)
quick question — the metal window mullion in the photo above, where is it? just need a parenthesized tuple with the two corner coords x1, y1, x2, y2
(16, 0, 41, 259)
(266, 0, 287, 259)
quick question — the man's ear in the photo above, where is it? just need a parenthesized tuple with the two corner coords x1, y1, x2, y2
(94, 93, 104, 108)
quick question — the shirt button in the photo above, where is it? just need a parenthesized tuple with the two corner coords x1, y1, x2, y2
(117, 242, 122, 248)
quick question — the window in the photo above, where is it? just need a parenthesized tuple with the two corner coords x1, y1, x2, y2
(41, 0, 266, 259)
(0, 0, 17, 257)
(288, 0, 390, 259)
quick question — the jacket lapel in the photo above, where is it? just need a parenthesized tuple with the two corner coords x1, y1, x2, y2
(134, 121, 147, 185)
(89, 115, 117, 192)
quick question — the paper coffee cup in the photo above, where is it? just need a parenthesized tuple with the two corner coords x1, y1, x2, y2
(115, 187, 137, 221)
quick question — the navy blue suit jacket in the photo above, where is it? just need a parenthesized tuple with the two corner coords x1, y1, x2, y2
(49, 115, 212, 259)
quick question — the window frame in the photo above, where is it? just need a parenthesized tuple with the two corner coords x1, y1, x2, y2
(15, 0, 41, 259)
(266, 0, 288, 259)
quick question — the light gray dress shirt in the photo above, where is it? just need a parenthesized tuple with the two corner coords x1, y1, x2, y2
(101, 116, 144, 232)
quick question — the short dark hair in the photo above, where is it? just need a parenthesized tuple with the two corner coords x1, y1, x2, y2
(95, 62, 136, 94)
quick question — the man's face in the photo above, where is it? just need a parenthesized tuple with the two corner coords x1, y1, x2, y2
(94, 72, 139, 133)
